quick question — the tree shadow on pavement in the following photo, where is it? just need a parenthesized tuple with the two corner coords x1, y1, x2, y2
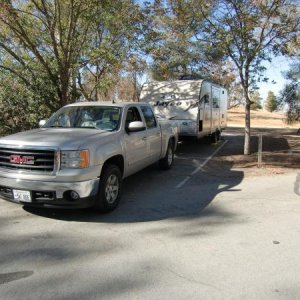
(24, 138, 244, 224)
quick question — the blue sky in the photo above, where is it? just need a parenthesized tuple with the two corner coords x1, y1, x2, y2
(258, 55, 291, 103)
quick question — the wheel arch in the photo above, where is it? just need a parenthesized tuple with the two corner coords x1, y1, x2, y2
(172, 135, 176, 144)
(102, 155, 124, 176)
(168, 136, 176, 152)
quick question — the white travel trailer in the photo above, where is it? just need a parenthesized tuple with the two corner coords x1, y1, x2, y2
(139, 80, 228, 141)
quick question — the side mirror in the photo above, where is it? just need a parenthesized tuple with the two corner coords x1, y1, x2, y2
(127, 121, 146, 132)
(39, 120, 46, 127)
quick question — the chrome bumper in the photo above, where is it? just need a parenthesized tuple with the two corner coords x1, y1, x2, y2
(0, 176, 100, 200)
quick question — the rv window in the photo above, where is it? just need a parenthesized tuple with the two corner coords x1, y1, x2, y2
(141, 106, 157, 129)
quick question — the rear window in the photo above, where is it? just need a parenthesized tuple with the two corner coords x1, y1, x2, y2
(141, 106, 157, 129)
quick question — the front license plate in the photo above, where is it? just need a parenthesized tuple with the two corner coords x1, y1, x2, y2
(13, 190, 32, 202)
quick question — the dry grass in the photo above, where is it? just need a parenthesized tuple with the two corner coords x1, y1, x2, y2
(228, 107, 300, 129)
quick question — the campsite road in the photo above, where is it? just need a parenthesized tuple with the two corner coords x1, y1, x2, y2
(1, 132, 300, 299)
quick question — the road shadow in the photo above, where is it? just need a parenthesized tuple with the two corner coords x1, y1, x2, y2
(24, 137, 244, 223)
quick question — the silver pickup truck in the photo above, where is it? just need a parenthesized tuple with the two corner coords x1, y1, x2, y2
(0, 102, 178, 212)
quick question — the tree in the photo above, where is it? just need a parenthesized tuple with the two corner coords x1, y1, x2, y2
(80, 55, 146, 102)
(142, 0, 223, 81)
(265, 91, 278, 112)
(0, 0, 142, 108)
(280, 61, 300, 123)
(0, 72, 49, 135)
(77, 1, 143, 101)
(250, 91, 262, 110)
(0, 0, 143, 133)
(197, 0, 300, 154)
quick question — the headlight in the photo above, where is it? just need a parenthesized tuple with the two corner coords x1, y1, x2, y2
(61, 150, 89, 169)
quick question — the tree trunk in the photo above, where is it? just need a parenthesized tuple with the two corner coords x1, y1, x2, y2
(60, 67, 70, 107)
(243, 63, 251, 155)
(244, 95, 251, 155)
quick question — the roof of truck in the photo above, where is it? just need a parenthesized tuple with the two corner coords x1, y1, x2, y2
(66, 101, 146, 107)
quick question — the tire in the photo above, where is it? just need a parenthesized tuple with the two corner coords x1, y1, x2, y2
(94, 164, 122, 213)
(211, 131, 218, 144)
(159, 139, 174, 170)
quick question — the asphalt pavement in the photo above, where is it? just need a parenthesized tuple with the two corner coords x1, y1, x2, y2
(1, 133, 300, 299)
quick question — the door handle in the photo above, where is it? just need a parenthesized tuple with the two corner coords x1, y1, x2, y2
(142, 136, 147, 141)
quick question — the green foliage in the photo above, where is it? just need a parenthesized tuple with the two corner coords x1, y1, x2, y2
(0, 73, 51, 135)
(199, 0, 299, 92)
(196, 0, 300, 154)
(280, 61, 300, 123)
(0, 0, 299, 138)
(228, 83, 244, 108)
(0, 0, 143, 134)
(265, 91, 278, 112)
(250, 91, 262, 110)
(142, 0, 219, 80)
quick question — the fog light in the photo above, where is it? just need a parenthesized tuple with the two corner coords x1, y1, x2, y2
(70, 191, 79, 200)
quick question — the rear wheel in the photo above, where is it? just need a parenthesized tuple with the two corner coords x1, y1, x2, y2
(94, 164, 122, 213)
(159, 139, 174, 170)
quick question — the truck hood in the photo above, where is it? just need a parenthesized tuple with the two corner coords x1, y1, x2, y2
(0, 128, 113, 150)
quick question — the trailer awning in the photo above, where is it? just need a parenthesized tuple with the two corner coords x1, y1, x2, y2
(140, 80, 204, 102)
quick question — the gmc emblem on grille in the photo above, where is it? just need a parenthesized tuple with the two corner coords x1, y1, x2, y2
(10, 155, 34, 165)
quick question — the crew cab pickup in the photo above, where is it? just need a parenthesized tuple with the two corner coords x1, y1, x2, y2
(0, 102, 178, 212)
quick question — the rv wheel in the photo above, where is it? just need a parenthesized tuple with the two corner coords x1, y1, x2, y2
(211, 132, 218, 144)
(211, 131, 221, 143)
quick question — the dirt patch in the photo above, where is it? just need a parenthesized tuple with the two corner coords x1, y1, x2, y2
(215, 108, 300, 176)
(204, 127, 300, 177)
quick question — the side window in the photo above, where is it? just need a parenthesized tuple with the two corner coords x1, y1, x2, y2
(125, 107, 142, 128)
(141, 106, 157, 129)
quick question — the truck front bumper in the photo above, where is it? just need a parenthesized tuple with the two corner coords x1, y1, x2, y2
(0, 176, 100, 208)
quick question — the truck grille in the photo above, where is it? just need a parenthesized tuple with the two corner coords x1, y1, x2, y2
(0, 148, 55, 173)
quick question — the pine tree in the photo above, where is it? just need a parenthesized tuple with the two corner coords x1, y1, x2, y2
(280, 61, 300, 124)
(265, 91, 278, 112)
(250, 91, 262, 110)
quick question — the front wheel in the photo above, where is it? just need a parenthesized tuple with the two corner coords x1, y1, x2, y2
(159, 140, 174, 170)
(94, 164, 122, 213)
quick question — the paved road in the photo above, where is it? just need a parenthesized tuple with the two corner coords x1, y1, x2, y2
(1, 133, 300, 299)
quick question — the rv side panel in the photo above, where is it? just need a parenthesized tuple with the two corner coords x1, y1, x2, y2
(140, 80, 228, 139)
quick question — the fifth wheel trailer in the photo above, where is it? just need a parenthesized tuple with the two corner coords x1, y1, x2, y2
(139, 80, 228, 141)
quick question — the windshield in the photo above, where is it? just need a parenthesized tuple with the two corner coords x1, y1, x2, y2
(44, 106, 122, 131)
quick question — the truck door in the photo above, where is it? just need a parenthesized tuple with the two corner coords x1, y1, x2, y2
(123, 106, 148, 173)
(140, 105, 161, 163)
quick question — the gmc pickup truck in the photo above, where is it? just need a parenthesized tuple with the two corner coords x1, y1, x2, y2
(0, 102, 178, 212)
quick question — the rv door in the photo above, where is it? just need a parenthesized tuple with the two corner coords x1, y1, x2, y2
(211, 86, 221, 132)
